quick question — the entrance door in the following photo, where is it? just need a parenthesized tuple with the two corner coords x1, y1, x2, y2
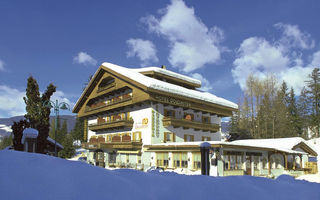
(246, 156, 251, 175)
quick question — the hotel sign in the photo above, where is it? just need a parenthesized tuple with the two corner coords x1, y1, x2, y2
(154, 95, 191, 107)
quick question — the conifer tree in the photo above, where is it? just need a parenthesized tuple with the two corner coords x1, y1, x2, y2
(23, 76, 56, 153)
(49, 119, 55, 139)
(297, 87, 311, 138)
(305, 68, 320, 138)
(0, 135, 13, 150)
(287, 88, 302, 136)
(58, 134, 75, 159)
(71, 117, 84, 142)
(58, 119, 68, 144)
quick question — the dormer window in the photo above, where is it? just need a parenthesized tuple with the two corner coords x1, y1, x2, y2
(98, 77, 115, 92)
(164, 109, 175, 117)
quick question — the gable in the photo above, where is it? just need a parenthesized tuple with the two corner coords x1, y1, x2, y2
(292, 142, 318, 156)
(73, 65, 150, 117)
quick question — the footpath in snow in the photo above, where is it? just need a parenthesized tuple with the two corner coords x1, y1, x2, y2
(0, 150, 319, 200)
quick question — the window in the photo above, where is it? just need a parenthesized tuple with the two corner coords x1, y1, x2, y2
(106, 135, 112, 142)
(262, 157, 268, 169)
(98, 77, 115, 89)
(236, 155, 243, 169)
(224, 152, 243, 170)
(202, 116, 210, 124)
(109, 152, 116, 164)
(201, 136, 211, 141)
(193, 153, 201, 170)
(164, 109, 175, 117)
(137, 154, 141, 164)
(184, 113, 194, 121)
(164, 132, 175, 142)
(156, 153, 169, 168)
(133, 132, 141, 141)
(253, 156, 260, 170)
(173, 153, 188, 168)
(184, 134, 194, 142)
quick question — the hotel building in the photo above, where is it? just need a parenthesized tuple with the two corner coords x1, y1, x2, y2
(73, 62, 317, 177)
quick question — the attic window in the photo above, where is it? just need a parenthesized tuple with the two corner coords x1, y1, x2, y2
(98, 77, 115, 92)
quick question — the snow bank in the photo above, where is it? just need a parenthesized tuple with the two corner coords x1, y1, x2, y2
(0, 150, 319, 200)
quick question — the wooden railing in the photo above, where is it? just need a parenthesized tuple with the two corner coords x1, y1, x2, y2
(88, 119, 134, 131)
(162, 117, 220, 132)
(85, 94, 132, 112)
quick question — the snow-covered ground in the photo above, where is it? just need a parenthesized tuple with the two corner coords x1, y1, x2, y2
(0, 150, 319, 200)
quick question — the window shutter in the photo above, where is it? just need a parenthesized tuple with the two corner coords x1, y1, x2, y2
(164, 132, 167, 142)
(184, 135, 187, 142)
(191, 135, 194, 141)
(173, 133, 176, 142)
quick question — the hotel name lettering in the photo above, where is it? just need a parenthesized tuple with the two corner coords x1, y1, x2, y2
(154, 95, 191, 107)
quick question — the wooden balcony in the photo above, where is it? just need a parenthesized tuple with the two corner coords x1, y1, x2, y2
(88, 119, 134, 131)
(162, 117, 220, 132)
(82, 140, 142, 150)
(85, 95, 132, 113)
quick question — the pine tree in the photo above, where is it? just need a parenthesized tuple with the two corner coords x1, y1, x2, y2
(49, 119, 55, 139)
(58, 134, 75, 159)
(273, 81, 290, 138)
(287, 88, 302, 136)
(71, 117, 84, 142)
(297, 87, 311, 138)
(58, 119, 68, 144)
(23, 76, 56, 153)
(0, 135, 13, 149)
(305, 68, 320, 138)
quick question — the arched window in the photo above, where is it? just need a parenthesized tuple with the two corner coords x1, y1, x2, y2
(98, 77, 115, 91)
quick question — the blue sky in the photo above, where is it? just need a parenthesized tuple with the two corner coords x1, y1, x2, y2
(0, 0, 320, 118)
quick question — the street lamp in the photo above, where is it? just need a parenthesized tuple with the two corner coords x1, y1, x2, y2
(44, 99, 70, 156)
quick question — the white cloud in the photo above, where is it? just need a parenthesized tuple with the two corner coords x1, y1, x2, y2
(232, 37, 289, 90)
(232, 23, 318, 94)
(126, 38, 159, 66)
(190, 73, 212, 92)
(73, 52, 97, 66)
(0, 59, 5, 71)
(51, 90, 75, 110)
(275, 23, 315, 50)
(311, 50, 320, 67)
(0, 85, 75, 118)
(0, 85, 26, 118)
(142, 0, 223, 73)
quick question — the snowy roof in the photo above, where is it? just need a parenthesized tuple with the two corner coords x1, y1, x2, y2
(133, 67, 201, 86)
(21, 128, 39, 144)
(145, 139, 310, 155)
(47, 136, 64, 149)
(230, 137, 318, 155)
(102, 62, 238, 110)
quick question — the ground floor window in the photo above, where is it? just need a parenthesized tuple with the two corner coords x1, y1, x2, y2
(253, 156, 260, 170)
(261, 157, 268, 169)
(223, 152, 243, 170)
(193, 153, 201, 170)
(156, 153, 169, 168)
(173, 153, 188, 168)
(109, 152, 116, 164)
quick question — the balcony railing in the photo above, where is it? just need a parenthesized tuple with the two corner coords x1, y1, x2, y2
(88, 119, 134, 131)
(162, 117, 220, 132)
(85, 94, 132, 112)
(82, 138, 142, 150)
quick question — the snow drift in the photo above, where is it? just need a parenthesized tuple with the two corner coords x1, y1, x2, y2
(0, 150, 319, 200)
